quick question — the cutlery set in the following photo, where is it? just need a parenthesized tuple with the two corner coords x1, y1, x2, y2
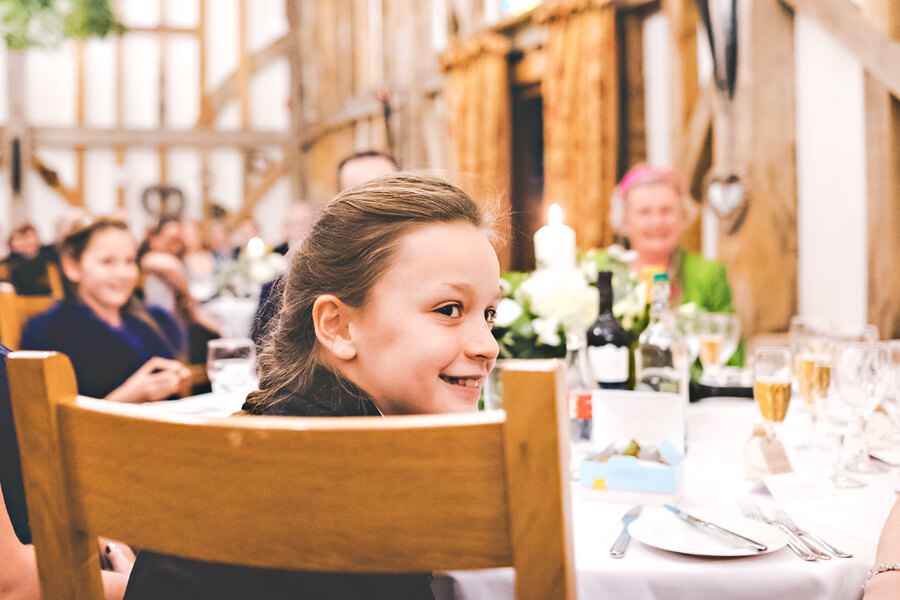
(609, 499, 852, 561)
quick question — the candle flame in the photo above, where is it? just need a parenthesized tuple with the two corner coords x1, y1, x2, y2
(247, 236, 265, 257)
(548, 203, 563, 226)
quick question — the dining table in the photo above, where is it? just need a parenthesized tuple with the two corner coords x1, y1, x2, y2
(142, 392, 896, 600)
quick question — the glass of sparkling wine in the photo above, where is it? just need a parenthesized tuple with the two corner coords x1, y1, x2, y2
(753, 347, 792, 440)
(794, 337, 830, 449)
(207, 338, 257, 399)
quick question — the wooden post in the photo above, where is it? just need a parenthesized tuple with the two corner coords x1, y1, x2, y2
(286, 0, 307, 201)
(158, 2, 169, 184)
(75, 41, 86, 207)
(666, 0, 702, 252)
(714, 0, 797, 334)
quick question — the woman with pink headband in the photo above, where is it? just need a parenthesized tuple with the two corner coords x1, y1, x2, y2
(604, 164, 744, 366)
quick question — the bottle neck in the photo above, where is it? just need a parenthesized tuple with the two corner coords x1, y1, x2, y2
(649, 281, 670, 321)
(597, 274, 614, 315)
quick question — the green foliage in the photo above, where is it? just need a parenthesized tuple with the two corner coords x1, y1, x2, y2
(1, 0, 124, 50)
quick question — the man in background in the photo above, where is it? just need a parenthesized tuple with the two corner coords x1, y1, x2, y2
(250, 150, 399, 347)
(336, 150, 399, 192)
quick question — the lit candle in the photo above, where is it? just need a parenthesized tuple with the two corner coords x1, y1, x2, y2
(533, 204, 576, 270)
(246, 236, 266, 258)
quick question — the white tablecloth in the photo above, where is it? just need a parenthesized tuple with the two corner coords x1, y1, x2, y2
(203, 296, 259, 339)
(434, 397, 895, 600)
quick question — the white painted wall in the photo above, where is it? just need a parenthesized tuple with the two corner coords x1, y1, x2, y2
(0, 0, 291, 247)
(794, 14, 868, 330)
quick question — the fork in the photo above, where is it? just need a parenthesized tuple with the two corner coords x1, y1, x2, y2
(737, 498, 819, 561)
(773, 508, 853, 558)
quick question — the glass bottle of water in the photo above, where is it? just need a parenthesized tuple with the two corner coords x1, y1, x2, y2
(635, 273, 687, 394)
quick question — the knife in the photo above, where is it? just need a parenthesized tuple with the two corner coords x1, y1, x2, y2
(664, 504, 768, 552)
(609, 505, 642, 558)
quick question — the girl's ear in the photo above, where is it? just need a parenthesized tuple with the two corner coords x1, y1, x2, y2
(60, 255, 81, 284)
(311, 294, 357, 361)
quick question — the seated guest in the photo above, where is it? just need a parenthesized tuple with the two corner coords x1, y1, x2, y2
(602, 164, 744, 365)
(0, 222, 59, 296)
(272, 203, 316, 256)
(124, 174, 501, 599)
(20, 218, 190, 402)
(181, 220, 217, 301)
(0, 344, 136, 600)
(250, 151, 398, 346)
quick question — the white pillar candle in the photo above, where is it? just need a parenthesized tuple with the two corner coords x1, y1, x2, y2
(534, 204, 576, 270)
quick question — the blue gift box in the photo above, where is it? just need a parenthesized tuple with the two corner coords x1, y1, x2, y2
(579, 439, 683, 495)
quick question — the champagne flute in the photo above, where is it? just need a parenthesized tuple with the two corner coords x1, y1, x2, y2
(794, 336, 831, 449)
(753, 347, 792, 440)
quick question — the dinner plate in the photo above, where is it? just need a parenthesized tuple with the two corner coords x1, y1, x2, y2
(628, 509, 789, 557)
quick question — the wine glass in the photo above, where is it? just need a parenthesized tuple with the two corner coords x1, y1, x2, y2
(207, 338, 257, 399)
(832, 342, 887, 476)
(821, 345, 865, 488)
(753, 347, 792, 440)
(699, 313, 740, 384)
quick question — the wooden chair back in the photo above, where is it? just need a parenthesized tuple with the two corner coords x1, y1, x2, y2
(8, 352, 575, 600)
(0, 282, 58, 350)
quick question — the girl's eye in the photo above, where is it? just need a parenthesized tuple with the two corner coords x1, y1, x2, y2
(436, 303, 462, 318)
(485, 307, 497, 326)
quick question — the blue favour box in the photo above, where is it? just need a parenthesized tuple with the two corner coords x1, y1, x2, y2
(579, 439, 684, 495)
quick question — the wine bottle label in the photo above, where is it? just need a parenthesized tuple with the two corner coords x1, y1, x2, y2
(587, 345, 629, 383)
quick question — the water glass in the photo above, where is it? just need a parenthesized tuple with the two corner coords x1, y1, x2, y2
(832, 341, 888, 477)
(207, 338, 257, 399)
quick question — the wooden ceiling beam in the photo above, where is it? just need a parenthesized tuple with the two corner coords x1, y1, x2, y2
(32, 127, 288, 149)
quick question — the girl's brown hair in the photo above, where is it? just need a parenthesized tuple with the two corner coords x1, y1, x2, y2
(243, 173, 499, 415)
(59, 217, 182, 357)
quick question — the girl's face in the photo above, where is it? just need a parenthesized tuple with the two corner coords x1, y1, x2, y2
(65, 229, 139, 313)
(623, 183, 685, 259)
(345, 222, 500, 415)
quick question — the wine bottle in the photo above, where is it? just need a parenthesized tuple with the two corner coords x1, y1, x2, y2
(586, 271, 633, 389)
(635, 272, 687, 394)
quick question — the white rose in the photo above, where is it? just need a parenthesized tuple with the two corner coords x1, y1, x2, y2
(519, 268, 599, 333)
(494, 298, 523, 327)
(532, 317, 562, 347)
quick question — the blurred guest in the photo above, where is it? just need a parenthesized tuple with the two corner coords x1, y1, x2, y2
(21, 218, 190, 402)
(336, 150, 399, 192)
(0, 223, 60, 296)
(603, 164, 743, 365)
(181, 220, 216, 301)
(232, 218, 262, 259)
(272, 203, 316, 256)
(207, 220, 233, 266)
(138, 219, 223, 365)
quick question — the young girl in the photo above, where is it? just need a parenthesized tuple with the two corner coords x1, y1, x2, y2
(20, 218, 190, 403)
(123, 174, 502, 599)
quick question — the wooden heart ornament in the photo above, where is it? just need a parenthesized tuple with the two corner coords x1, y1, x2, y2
(141, 185, 185, 220)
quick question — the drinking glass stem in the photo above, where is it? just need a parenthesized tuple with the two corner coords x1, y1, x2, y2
(833, 432, 848, 480)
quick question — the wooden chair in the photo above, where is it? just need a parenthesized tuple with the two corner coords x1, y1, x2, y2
(0, 282, 58, 350)
(8, 352, 576, 600)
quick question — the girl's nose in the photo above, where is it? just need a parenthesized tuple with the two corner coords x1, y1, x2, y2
(466, 321, 500, 362)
